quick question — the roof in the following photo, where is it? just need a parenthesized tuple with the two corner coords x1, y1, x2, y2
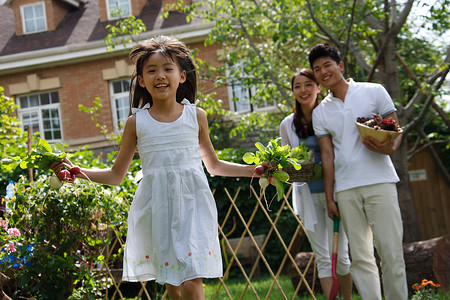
(0, 0, 211, 75)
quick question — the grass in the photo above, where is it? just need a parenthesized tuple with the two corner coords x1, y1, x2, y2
(122, 275, 450, 299)
(203, 274, 361, 300)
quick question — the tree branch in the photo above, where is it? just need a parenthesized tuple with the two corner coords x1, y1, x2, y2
(304, 0, 341, 47)
(396, 52, 421, 88)
(426, 46, 450, 83)
(404, 51, 450, 121)
(366, 0, 414, 81)
(228, 0, 292, 106)
(391, 0, 414, 36)
(432, 100, 450, 128)
(408, 138, 450, 159)
(410, 127, 450, 186)
(348, 38, 373, 73)
(342, 0, 358, 60)
(404, 66, 449, 134)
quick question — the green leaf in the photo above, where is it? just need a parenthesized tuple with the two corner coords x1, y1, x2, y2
(18, 273, 32, 287)
(287, 158, 301, 170)
(274, 179, 284, 201)
(35, 138, 53, 154)
(272, 170, 289, 182)
(243, 152, 256, 164)
(255, 142, 267, 155)
(1, 157, 20, 171)
(19, 160, 30, 169)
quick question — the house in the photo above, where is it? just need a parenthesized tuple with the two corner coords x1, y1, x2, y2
(0, 0, 275, 151)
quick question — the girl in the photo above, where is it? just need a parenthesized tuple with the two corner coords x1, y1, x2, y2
(51, 36, 256, 300)
(279, 68, 353, 299)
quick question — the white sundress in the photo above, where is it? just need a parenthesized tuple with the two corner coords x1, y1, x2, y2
(122, 100, 222, 286)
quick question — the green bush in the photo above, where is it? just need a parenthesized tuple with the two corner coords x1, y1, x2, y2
(0, 87, 29, 194)
(2, 174, 128, 299)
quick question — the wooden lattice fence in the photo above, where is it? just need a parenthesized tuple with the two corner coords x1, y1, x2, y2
(95, 185, 318, 299)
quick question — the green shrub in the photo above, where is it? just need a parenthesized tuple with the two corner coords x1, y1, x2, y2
(2, 175, 129, 299)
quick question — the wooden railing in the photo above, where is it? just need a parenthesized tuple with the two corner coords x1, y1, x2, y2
(96, 185, 317, 299)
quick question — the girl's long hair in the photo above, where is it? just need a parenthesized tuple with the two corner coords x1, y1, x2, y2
(128, 36, 197, 114)
(290, 68, 320, 138)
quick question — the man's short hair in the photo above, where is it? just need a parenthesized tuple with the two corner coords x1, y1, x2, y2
(308, 43, 342, 69)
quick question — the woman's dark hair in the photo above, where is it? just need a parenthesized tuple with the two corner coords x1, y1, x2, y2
(128, 36, 197, 114)
(290, 68, 320, 138)
(308, 43, 342, 69)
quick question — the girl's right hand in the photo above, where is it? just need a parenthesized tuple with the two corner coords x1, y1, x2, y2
(49, 158, 83, 182)
(50, 158, 71, 175)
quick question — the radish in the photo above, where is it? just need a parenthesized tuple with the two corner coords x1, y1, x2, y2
(254, 165, 266, 176)
(58, 169, 75, 183)
(69, 166, 82, 175)
(269, 176, 276, 186)
(259, 177, 269, 189)
(49, 175, 63, 189)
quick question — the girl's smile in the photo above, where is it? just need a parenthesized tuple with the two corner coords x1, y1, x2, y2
(138, 52, 186, 101)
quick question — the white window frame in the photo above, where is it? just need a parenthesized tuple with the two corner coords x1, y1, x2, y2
(20, 2, 47, 34)
(106, 0, 132, 20)
(226, 62, 276, 113)
(109, 79, 131, 132)
(17, 91, 63, 142)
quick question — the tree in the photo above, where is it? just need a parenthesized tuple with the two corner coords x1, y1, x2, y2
(177, 0, 449, 242)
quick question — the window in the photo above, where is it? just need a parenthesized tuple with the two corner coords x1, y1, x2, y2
(21, 2, 47, 34)
(17, 91, 62, 141)
(227, 62, 276, 113)
(107, 0, 131, 19)
(229, 80, 253, 113)
(110, 79, 130, 130)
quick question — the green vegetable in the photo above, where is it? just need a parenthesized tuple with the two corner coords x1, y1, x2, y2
(243, 138, 313, 202)
(2, 138, 66, 172)
(290, 142, 313, 163)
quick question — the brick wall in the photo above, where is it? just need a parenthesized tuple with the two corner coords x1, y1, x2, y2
(1, 57, 119, 146)
(189, 41, 230, 110)
(47, 0, 70, 31)
(131, 0, 147, 16)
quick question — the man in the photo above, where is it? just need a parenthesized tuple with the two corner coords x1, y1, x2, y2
(309, 43, 407, 300)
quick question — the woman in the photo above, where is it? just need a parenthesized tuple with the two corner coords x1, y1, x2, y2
(280, 68, 353, 299)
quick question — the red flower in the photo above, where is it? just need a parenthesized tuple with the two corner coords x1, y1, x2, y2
(209, 251, 211, 255)
(145, 255, 149, 259)
(165, 262, 169, 266)
(188, 252, 192, 256)
(414, 279, 441, 290)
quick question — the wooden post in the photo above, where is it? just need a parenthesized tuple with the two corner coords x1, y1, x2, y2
(27, 126, 33, 182)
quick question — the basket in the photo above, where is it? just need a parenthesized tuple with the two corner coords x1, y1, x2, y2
(355, 121, 402, 142)
(284, 153, 315, 183)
